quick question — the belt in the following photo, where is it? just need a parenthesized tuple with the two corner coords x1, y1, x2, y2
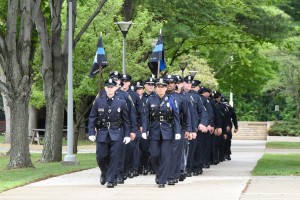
(151, 116, 172, 122)
(100, 121, 121, 128)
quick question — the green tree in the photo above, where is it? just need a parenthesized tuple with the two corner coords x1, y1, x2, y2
(0, 0, 34, 168)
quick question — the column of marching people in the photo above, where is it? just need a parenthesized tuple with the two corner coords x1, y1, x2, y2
(88, 71, 238, 188)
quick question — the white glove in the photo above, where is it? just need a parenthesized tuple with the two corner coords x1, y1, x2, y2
(88, 135, 96, 142)
(141, 133, 147, 140)
(123, 137, 131, 144)
(175, 133, 181, 140)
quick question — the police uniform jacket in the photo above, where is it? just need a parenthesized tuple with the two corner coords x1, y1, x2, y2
(169, 92, 192, 132)
(185, 90, 208, 132)
(142, 94, 181, 140)
(101, 89, 137, 133)
(88, 95, 130, 142)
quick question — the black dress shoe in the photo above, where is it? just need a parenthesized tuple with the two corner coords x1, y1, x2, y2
(193, 172, 199, 176)
(133, 170, 139, 177)
(167, 179, 175, 185)
(179, 172, 186, 181)
(158, 184, 165, 188)
(155, 175, 159, 184)
(203, 164, 210, 168)
(107, 182, 114, 188)
(186, 172, 192, 177)
(198, 169, 203, 175)
(143, 169, 149, 175)
(174, 179, 178, 183)
(226, 155, 231, 160)
(128, 172, 134, 179)
(117, 178, 124, 184)
(100, 175, 107, 185)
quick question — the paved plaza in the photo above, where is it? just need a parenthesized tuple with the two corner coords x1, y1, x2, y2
(1, 140, 300, 200)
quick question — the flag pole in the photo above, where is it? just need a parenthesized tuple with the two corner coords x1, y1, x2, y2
(157, 29, 162, 78)
(98, 32, 103, 95)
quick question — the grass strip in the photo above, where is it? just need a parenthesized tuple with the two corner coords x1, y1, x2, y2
(0, 153, 97, 193)
(252, 153, 300, 176)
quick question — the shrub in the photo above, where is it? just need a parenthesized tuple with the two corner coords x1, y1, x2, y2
(268, 120, 300, 136)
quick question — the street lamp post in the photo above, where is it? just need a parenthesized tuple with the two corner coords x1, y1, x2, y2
(229, 55, 234, 107)
(180, 62, 187, 78)
(116, 21, 133, 74)
(189, 70, 198, 78)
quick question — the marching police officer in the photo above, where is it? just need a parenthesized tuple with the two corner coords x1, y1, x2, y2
(164, 74, 192, 185)
(141, 78, 181, 188)
(139, 77, 156, 175)
(88, 78, 131, 188)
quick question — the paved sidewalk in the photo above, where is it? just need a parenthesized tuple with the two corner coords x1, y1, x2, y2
(0, 140, 268, 200)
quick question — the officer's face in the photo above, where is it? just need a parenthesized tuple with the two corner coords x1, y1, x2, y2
(105, 86, 117, 97)
(136, 88, 144, 96)
(192, 85, 200, 92)
(145, 83, 155, 93)
(122, 80, 131, 90)
(202, 91, 210, 98)
(183, 82, 192, 91)
(155, 85, 167, 96)
(167, 82, 176, 91)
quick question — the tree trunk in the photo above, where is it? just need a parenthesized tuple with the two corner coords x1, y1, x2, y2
(0, 0, 34, 168)
(8, 95, 33, 169)
(28, 105, 38, 137)
(40, 82, 65, 162)
(122, 0, 135, 21)
(0, 74, 11, 143)
(297, 103, 300, 119)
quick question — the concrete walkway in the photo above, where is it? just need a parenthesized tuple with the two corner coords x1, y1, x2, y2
(0, 140, 299, 200)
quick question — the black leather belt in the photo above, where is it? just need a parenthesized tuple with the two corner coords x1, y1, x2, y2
(100, 121, 121, 128)
(151, 116, 172, 122)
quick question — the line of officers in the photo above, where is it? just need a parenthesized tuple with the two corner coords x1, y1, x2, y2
(88, 71, 238, 188)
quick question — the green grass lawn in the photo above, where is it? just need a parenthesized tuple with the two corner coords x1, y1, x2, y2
(266, 141, 300, 149)
(0, 135, 4, 143)
(0, 153, 97, 193)
(252, 153, 300, 176)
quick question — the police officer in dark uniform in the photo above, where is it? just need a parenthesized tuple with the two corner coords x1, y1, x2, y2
(88, 78, 131, 188)
(141, 78, 181, 188)
(121, 74, 142, 178)
(164, 74, 192, 185)
(108, 71, 137, 184)
(183, 76, 208, 177)
(221, 97, 238, 161)
(139, 77, 156, 175)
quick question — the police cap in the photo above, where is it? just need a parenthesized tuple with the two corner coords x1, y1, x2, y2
(199, 86, 211, 94)
(155, 78, 169, 86)
(163, 74, 177, 83)
(183, 75, 193, 83)
(192, 80, 201, 87)
(104, 78, 117, 87)
(144, 77, 155, 85)
(121, 74, 132, 82)
(109, 71, 121, 80)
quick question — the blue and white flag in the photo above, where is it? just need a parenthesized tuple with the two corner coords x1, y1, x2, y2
(148, 34, 167, 77)
(89, 37, 108, 77)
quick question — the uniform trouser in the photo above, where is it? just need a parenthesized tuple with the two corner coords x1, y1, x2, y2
(168, 133, 184, 180)
(186, 138, 197, 173)
(139, 137, 150, 171)
(116, 143, 126, 179)
(193, 131, 207, 172)
(96, 141, 122, 183)
(206, 133, 214, 165)
(149, 139, 172, 184)
(213, 135, 221, 163)
(124, 139, 138, 174)
(133, 138, 141, 171)
(224, 132, 232, 156)
(180, 139, 189, 173)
